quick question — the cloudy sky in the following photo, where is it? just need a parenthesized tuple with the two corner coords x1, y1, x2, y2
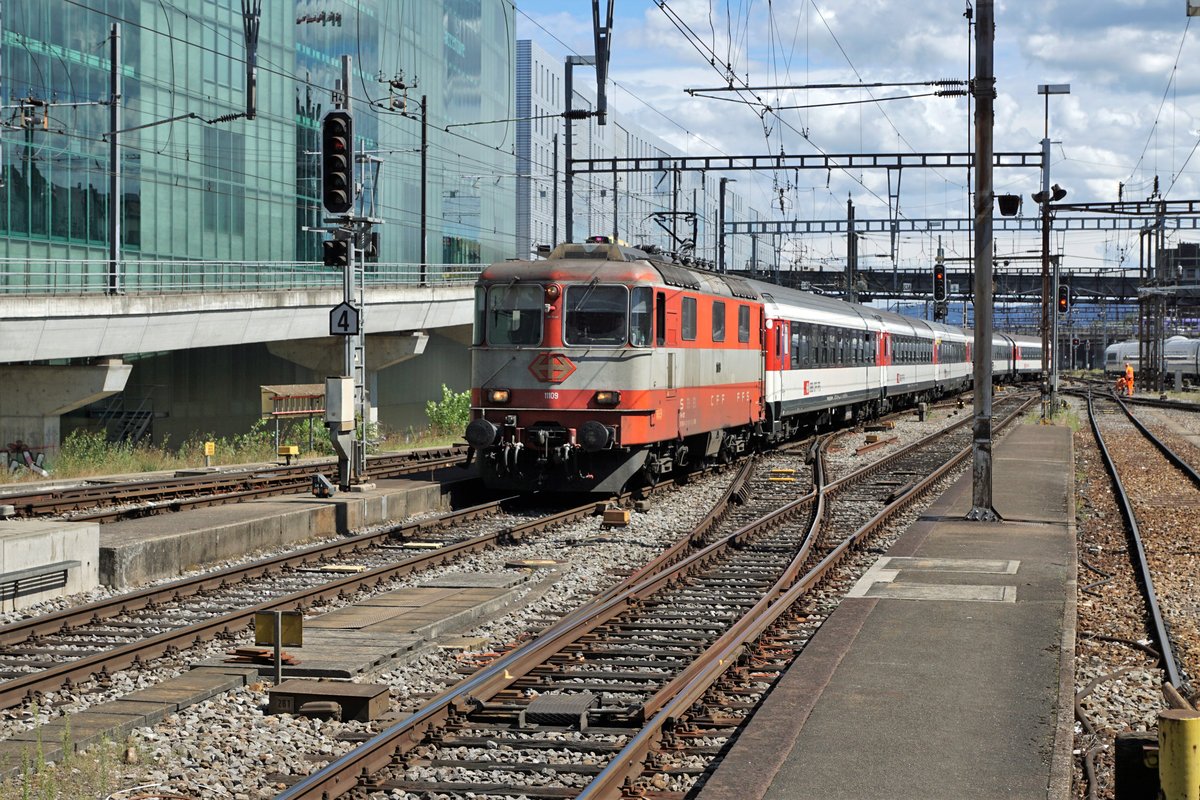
(514, 0, 1199, 273)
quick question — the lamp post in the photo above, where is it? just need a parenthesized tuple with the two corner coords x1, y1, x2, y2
(1036, 82, 1069, 419)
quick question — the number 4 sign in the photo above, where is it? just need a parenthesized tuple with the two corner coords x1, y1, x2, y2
(329, 302, 360, 336)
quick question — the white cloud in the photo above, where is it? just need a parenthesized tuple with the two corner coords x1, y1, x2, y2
(517, 0, 1200, 268)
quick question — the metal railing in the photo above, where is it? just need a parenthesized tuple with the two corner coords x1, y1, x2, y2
(0, 260, 484, 295)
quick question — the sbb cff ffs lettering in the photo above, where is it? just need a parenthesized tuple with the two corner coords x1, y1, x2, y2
(321, 110, 354, 214)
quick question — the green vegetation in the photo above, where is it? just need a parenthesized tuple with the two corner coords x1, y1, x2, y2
(425, 384, 471, 437)
(0, 712, 140, 800)
(3, 389, 472, 484)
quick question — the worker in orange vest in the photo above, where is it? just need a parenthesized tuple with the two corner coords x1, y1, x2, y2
(1124, 362, 1135, 396)
(1115, 375, 1127, 395)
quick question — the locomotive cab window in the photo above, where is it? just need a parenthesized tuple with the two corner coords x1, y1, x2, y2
(630, 287, 652, 347)
(565, 284, 628, 346)
(486, 284, 544, 346)
(472, 286, 486, 346)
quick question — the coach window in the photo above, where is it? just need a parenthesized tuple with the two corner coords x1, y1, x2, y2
(487, 284, 543, 346)
(712, 301, 726, 342)
(865, 333, 874, 365)
(682, 296, 697, 341)
(630, 287, 652, 347)
(790, 329, 801, 368)
(738, 305, 751, 343)
(565, 284, 628, 346)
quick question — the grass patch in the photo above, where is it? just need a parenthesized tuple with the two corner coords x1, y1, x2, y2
(3, 414, 467, 485)
(0, 712, 144, 800)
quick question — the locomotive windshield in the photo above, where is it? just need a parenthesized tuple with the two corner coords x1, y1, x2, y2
(486, 284, 544, 345)
(565, 284, 628, 346)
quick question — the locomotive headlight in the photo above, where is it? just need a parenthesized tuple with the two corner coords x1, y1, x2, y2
(594, 390, 621, 407)
(487, 389, 511, 404)
(544, 284, 561, 302)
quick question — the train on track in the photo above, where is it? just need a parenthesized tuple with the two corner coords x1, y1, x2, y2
(465, 240, 1041, 492)
(1103, 337, 1200, 386)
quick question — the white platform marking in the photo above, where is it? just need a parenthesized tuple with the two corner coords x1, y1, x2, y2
(847, 556, 1020, 603)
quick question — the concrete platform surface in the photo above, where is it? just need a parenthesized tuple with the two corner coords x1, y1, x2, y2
(697, 422, 1076, 800)
(99, 476, 457, 587)
(0, 519, 98, 610)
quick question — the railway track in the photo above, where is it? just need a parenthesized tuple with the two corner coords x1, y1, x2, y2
(0, 445, 470, 521)
(1086, 390, 1200, 698)
(0, 494, 596, 717)
(276, 393, 1032, 800)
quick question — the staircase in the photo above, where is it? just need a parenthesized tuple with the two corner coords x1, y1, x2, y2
(94, 393, 157, 446)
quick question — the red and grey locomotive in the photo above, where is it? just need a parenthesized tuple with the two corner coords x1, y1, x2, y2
(464, 241, 1039, 492)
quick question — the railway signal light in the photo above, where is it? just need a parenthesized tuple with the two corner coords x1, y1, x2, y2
(933, 261, 947, 302)
(321, 110, 354, 215)
(1057, 285, 1070, 313)
(323, 239, 350, 268)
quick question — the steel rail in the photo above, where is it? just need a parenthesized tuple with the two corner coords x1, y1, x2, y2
(0, 497, 508, 648)
(0, 446, 469, 519)
(277, 475, 823, 799)
(1115, 395, 1200, 486)
(0, 498, 529, 711)
(0, 468, 699, 714)
(278, 396, 1032, 800)
(577, 394, 1034, 799)
(1087, 391, 1185, 690)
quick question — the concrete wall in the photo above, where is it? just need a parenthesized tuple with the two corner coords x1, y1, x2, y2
(0, 521, 99, 611)
(375, 329, 472, 437)
(63, 333, 472, 445)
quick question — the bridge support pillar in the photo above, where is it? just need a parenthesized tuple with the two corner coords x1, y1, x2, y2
(0, 359, 132, 458)
(268, 332, 430, 423)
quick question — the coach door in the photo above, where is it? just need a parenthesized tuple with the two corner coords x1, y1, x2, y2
(658, 291, 677, 399)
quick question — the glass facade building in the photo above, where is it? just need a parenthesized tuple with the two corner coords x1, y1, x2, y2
(0, 0, 517, 274)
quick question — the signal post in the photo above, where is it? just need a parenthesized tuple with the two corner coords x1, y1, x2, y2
(321, 56, 380, 491)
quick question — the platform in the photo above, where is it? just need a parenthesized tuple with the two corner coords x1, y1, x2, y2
(98, 475, 463, 587)
(697, 422, 1075, 800)
(0, 520, 98, 610)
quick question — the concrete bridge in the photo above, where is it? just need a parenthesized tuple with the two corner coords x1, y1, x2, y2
(0, 260, 478, 455)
